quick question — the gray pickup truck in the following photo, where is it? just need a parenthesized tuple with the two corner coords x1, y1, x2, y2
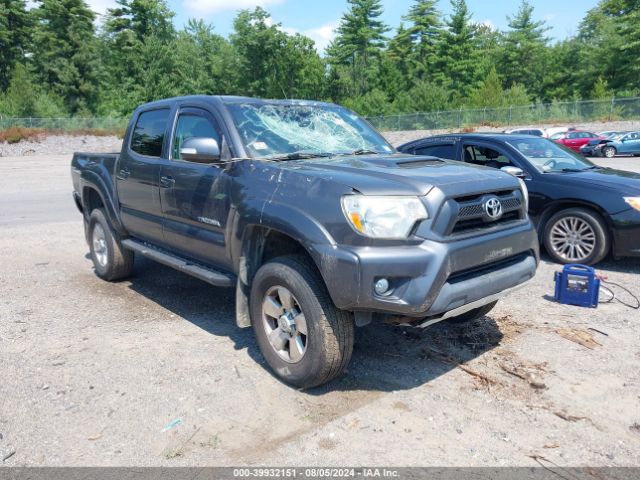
(71, 96, 539, 388)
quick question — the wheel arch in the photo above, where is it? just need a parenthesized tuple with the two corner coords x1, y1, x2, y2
(234, 225, 324, 329)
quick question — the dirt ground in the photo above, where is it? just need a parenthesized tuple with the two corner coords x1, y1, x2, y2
(0, 154, 639, 467)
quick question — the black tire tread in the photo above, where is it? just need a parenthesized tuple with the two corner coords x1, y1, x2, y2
(252, 255, 354, 388)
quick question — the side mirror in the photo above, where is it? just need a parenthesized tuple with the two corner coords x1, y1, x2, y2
(180, 137, 221, 164)
(501, 166, 527, 179)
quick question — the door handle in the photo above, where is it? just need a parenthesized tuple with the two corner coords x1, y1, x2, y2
(160, 175, 175, 189)
(118, 167, 130, 180)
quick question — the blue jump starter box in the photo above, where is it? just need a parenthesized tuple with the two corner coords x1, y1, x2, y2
(554, 264, 600, 308)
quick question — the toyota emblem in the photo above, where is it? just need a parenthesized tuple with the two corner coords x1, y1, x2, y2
(484, 197, 503, 220)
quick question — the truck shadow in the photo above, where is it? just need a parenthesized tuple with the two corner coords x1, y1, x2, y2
(125, 257, 504, 393)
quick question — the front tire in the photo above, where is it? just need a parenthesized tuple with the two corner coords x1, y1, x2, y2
(250, 255, 354, 389)
(543, 208, 609, 265)
(448, 301, 498, 325)
(602, 146, 616, 158)
(88, 209, 134, 281)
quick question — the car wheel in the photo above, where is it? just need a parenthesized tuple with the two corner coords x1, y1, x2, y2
(602, 146, 617, 158)
(448, 301, 498, 325)
(88, 209, 134, 281)
(543, 208, 609, 265)
(250, 255, 354, 389)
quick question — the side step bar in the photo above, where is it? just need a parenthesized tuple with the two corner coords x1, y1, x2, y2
(122, 239, 236, 288)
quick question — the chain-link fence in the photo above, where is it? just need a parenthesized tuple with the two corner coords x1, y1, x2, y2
(0, 116, 127, 131)
(367, 97, 640, 132)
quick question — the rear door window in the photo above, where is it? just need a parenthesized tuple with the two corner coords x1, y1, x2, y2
(414, 144, 457, 159)
(130, 109, 170, 157)
(462, 145, 515, 169)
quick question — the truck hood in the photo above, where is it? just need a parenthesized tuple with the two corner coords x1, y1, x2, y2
(278, 154, 519, 196)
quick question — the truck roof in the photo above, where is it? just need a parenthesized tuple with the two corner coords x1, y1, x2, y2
(137, 95, 338, 111)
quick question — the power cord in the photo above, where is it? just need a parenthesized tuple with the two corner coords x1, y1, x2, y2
(597, 275, 640, 310)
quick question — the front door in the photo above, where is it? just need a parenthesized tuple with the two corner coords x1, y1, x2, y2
(619, 132, 640, 154)
(116, 108, 171, 245)
(159, 107, 232, 270)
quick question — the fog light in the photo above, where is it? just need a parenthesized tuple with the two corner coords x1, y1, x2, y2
(374, 278, 390, 296)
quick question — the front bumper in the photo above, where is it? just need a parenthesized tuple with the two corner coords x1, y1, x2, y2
(611, 209, 640, 258)
(314, 222, 539, 318)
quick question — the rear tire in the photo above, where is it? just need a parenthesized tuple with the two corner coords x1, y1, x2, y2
(88, 209, 134, 281)
(602, 146, 616, 158)
(448, 301, 498, 325)
(250, 255, 354, 389)
(543, 208, 609, 265)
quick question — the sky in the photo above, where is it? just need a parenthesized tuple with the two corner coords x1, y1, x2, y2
(85, 0, 601, 53)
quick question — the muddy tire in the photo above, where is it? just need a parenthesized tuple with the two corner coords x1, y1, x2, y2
(88, 209, 134, 281)
(448, 301, 498, 325)
(543, 208, 609, 265)
(250, 255, 354, 389)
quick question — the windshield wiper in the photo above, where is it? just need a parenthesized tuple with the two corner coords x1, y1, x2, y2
(335, 149, 382, 156)
(266, 152, 334, 161)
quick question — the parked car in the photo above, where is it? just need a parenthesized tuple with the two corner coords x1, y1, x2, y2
(71, 96, 539, 388)
(398, 134, 640, 265)
(580, 132, 628, 156)
(544, 127, 571, 138)
(551, 131, 603, 153)
(504, 128, 545, 137)
(593, 131, 640, 158)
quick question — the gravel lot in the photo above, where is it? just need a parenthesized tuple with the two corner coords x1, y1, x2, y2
(0, 153, 639, 467)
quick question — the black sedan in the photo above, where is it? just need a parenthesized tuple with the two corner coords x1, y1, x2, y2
(398, 134, 640, 265)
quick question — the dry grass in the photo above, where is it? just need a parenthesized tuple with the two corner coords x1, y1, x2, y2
(0, 126, 125, 144)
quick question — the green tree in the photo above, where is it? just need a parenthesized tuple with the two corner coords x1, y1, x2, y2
(0, 63, 67, 116)
(497, 1, 549, 99)
(231, 8, 324, 99)
(327, 0, 389, 96)
(468, 67, 504, 107)
(0, 0, 31, 91)
(433, 0, 481, 102)
(403, 0, 441, 78)
(31, 0, 101, 114)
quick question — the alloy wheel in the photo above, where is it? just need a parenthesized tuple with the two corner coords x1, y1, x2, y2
(261, 286, 308, 363)
(92, 223, 108, 267)
(549, 216, 597, 262)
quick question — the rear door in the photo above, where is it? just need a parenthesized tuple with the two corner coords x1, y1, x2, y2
(158, 106, 232, 270)
(116, 108, 171, 245)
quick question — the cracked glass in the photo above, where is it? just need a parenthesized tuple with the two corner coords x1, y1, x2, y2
(226, 102, 395, 159)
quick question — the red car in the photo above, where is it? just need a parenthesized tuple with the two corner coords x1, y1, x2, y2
(551, 130, 603, 152)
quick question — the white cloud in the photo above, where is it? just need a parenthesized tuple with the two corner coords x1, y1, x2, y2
(184, 0, 285, 16)
(304, 21, 339, 53)
(85, 0, 118, 16)
(278, 21, 338, 54)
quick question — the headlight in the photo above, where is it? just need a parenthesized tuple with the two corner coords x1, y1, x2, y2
(624, 197, 640, 212)
(341, 195, 428, 239)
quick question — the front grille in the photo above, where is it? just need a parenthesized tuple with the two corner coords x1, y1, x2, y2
(451, 211, 520, 235)
(448, 252, 530, 284)
(448, 189, 524, 236)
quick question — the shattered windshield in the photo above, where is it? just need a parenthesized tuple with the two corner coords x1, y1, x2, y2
(226, 102, 395, 159)
(507, 138, 597, 173)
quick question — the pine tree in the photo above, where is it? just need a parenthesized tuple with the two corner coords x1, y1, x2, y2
(497, 0, 549, 98)
(0, 0, 31, 91)
(433, 0, 480, 102)
(327, 0, 389, 96)
(31, 0, 100, 113)
(403, 0, 441, 78)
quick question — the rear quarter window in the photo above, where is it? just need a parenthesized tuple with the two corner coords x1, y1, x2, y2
(414, 144, 456, 159)
(130, 109, 170, 157)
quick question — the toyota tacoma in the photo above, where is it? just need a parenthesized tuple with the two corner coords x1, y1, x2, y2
(71, 96, 539, 388)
